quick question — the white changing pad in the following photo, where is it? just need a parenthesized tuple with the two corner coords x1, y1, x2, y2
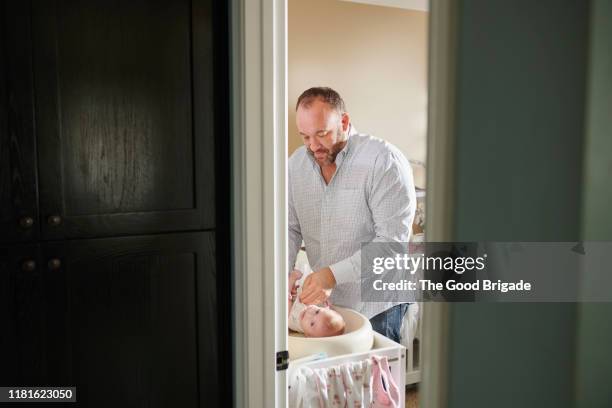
(288, 306, 374, 360)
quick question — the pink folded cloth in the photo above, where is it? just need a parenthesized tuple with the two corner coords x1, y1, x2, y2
(371, 355, 400, 408)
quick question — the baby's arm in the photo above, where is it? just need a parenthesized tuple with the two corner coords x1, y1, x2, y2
(288, 270, 303, 317)
(288, 296, 294, 318)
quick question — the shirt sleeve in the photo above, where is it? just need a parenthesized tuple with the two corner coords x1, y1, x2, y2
(329, 148, 416, 285)
(288, 170, 303, 274)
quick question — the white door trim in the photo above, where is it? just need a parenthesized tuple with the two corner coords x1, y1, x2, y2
(231, 0, 288, 407)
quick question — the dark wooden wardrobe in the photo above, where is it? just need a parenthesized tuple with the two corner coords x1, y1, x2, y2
(0, 0, 231, 406)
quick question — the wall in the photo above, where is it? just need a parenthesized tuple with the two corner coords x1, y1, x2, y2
(288, 0, 428, 184)
(445, 0, 590, 407)
(575, 0, 612, 407)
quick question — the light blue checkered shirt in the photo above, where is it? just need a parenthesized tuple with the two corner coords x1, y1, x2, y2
(288, 129, 416, 318)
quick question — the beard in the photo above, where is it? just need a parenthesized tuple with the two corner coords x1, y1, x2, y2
(307, 127, 348, 165)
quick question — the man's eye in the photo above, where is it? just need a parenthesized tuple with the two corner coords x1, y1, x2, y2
(315, 310, 319, 314)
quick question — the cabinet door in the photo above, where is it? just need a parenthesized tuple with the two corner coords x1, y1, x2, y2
(31, 0, 215, 240)
(41, 232, 218, 407)
(0, 243, 46, 386)
(0, 1, 39, 244)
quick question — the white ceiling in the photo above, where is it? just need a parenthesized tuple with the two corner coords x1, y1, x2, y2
(339, 0, 429, 12)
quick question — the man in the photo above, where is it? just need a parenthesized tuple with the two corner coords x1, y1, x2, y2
(289, 87, 416, 342)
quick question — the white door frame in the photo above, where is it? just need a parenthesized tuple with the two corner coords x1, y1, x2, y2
(231, 0, 288, 407)
(231, 0, 455, 407)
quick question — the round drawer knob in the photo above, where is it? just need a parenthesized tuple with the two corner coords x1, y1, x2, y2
(21, 260, 36, 272)
(19, 216, 34, 229)
(47, 215, 62, 226)
(48, 258, 62, 271)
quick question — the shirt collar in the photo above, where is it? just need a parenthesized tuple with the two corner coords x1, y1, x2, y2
(333, 124, 357, 170)
(337, 123, 357, 158)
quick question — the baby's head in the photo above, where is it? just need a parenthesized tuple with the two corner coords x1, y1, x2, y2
(299, 304, 346, 337)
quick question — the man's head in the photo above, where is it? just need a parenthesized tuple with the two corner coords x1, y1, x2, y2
(299, 304, 346, 337)
(295, 87, 350, 166)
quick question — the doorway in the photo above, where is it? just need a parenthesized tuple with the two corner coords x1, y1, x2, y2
(230, 0, 456, 406)
(288, 1, 428, 406)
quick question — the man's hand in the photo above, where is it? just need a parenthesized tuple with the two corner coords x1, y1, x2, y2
(299, 267, 337, 305)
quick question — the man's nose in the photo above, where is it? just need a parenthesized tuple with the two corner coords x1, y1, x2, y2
(310, 138, 320, 151)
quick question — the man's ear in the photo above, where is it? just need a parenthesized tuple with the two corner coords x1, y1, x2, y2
(341, 112, 350, 132)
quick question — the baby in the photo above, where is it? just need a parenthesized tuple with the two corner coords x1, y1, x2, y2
(288, 270, 346, 337)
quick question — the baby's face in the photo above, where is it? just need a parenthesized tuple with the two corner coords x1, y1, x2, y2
(299, 305, 344, 337)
